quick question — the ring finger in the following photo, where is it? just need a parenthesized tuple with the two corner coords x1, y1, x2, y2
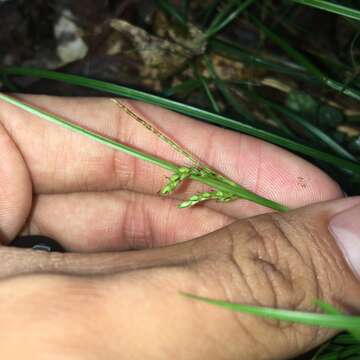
(20, 190, 233, 252)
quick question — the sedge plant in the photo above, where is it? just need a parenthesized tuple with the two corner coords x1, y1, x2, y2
(0, 92, 287, 212)
(0, 71, 359, 358)
(1, 90, 359, 350)
(3, 2, 360, 342)
(1, 0, 360, 357)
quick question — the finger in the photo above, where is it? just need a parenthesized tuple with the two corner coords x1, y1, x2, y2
(0, 122, 32, 242)
(21, 190, 232, 252)
(0, 95, 341, 218)
(1, 196, 360, 359)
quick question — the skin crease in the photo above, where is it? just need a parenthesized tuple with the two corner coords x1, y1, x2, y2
(0, 95, 359, 359)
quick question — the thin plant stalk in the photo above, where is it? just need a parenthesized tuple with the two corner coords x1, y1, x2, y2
(1, 67, 360, 174)
(181, 293, 360, 332)
(111, 100, 287, 210)
(203, 0, 256, 39)
(251, 16, 360, 102)
(290, 0, 360, 22)
(0, 92, 288, 212)
(111, 99, 203, 168)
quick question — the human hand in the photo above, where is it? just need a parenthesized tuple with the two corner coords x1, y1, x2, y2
(0, 95, 358, 359)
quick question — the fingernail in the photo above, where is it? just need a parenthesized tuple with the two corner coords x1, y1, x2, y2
(329, 203, 360, 279)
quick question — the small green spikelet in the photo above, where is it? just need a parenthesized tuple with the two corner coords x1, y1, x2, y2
(160, 167, 199, 195)
(178, 190, 238, 208)
(216, 191, 238, 202)
(161, 166, 239, 207)
(0, 94, 288, 215)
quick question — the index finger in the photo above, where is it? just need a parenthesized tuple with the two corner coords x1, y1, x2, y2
(0, 95, 341, 217)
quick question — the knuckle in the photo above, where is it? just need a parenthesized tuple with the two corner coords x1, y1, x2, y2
(122, 192, 153, 249)
(110, 145, 138, 189)
(109, 115, 138, 190)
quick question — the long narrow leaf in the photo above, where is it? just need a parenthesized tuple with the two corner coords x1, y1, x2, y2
(156, 0, 187, 26)
(182, 293, 360, 331)
(210, 38, 314, 81)
(199, 76, 221, 113)
(251, 16, 360, 102)
(315, 300, 360, 341)
(205, 55, 258, 125)
(204, 0, 256, 39)
(0, 92, 288, 212)
(2, 66, 360, 174)
(259, 96, 357, 161)
(0, 93, 176, 171)
(162, 79, 202, 97)
(291, 0, 360, 22)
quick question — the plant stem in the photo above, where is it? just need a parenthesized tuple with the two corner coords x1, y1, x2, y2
(181, 292, 360, 331)
(203, 0, 256, 39)
(0, 92, 288, 212)
(251, 16, 360, 102)
(111, 99, 202, 167)
(3, 66, 360, 174)
(0, 93, 177, 172)
(195, 175, 288, 212)
(290, 0, 360, 22)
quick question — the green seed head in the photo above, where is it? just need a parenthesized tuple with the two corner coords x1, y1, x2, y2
(161, 167, 195, 195)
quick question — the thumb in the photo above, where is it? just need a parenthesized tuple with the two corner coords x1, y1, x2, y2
(190, 195, 360, 359)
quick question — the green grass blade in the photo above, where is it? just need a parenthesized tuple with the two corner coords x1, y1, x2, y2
(262, 97, 357, 161)
(201, 0, 222, 27)
(0, 93, 177, 172)
(0, 92, 288, 211)
(315, 300, 360, 341)
(180, 0, 189, 21)
(263, 105, 298, 139)
(2, 66, 360, 174)
(204, 0, 256, 39)
(311, 342, 334, 360)
(333, 334, 360, 345)
(156, 0, 187, 26)
(204, 55, 257, 124)
(291, 0, 360, 22)
(162, 79, 202, 97)
(314, 300, 342, 315)
(182, 293, 360, 331)
(251, 16, 360, 102)
(1, 74, 18, 92)
(338, 345, 360, 358)
(199, 76, 221, 113)
(210, 38, 314, 81)
(205, 1, 236, 37)
(251, 15, 325, 79)
(195, 174, 289, 212)
(314, 353, 348, 360)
